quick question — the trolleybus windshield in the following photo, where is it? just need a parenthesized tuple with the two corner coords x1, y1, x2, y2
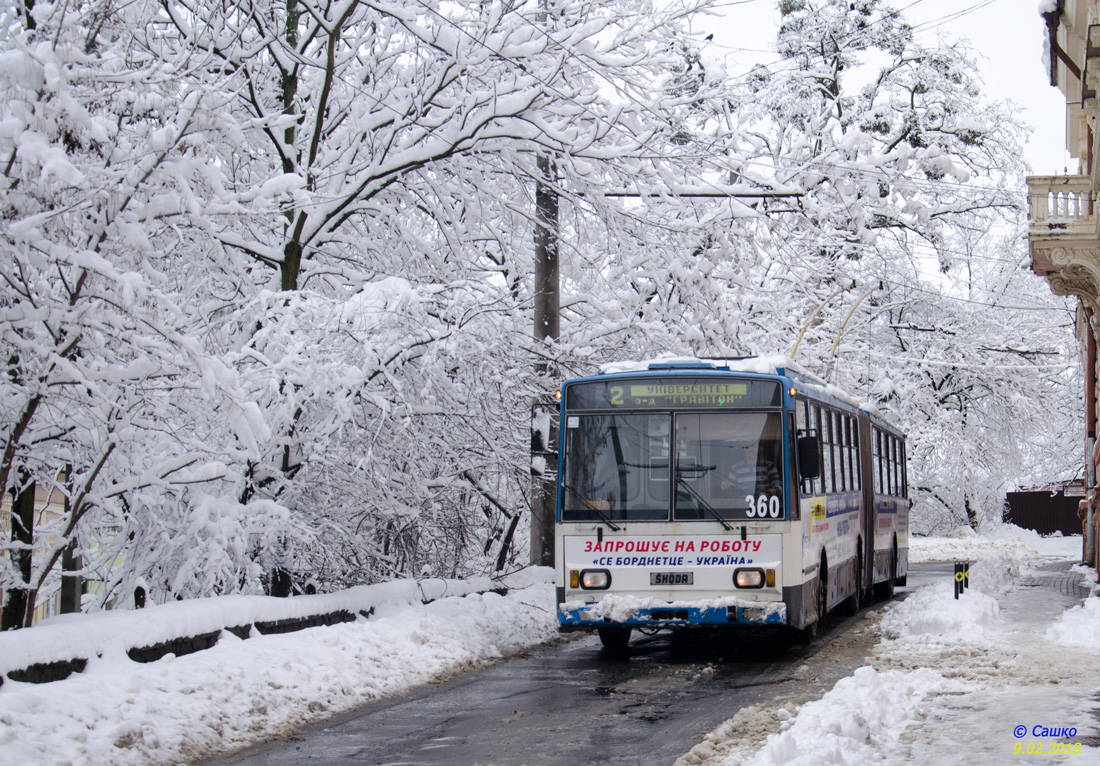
(560, 408, 785, 523)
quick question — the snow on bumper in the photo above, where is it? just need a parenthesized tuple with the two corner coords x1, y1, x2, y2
(559, 594, 786, 627)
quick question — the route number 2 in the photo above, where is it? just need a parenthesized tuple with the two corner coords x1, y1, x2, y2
(745, 494, 781, 518)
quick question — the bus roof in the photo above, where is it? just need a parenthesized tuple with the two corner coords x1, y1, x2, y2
(591, 355, 891, 424)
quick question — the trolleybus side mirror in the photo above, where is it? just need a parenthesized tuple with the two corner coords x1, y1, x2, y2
(797, 436, 820, 480)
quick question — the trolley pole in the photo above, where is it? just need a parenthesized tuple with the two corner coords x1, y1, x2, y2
(530, 150, 560, 567)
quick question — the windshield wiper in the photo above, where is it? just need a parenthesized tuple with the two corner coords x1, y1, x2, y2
(675, 472, 733, 530)
(562, 485, 622, 531)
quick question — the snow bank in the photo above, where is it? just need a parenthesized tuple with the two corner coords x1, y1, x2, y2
(909, 525, 1082, 564)
(880, 581, 1000, 640)
(0, 575, 557, 766)
(0, 575, 507, 677)
(1047, 596, 1100, 647)
(742, 667, 950, 766)
(697, 527, 1095, 765)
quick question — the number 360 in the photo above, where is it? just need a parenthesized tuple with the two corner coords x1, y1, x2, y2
(745, 494, 781, 518)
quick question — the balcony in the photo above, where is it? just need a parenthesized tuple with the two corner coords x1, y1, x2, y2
(1028, 174, 1100, 310)
(1029, 175, 1095, 238)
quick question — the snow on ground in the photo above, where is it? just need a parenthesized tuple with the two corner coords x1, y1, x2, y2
(0, 569, 557, 766)
(4, 525, 1098, 766)
(683, 525, 1100, 766)
(908, 523, 1084, 566)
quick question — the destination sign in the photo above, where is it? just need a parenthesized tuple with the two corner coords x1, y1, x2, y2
(566, 377, 781, 410)
(627, 382, 747, 407)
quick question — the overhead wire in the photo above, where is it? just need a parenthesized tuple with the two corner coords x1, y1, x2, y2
(227, 0, 1027, 221)
(402, 0, 965, 195)
(446, 0, 1024, 202)
(202, 0, 1040, 284)
(909, 0, 998, 32)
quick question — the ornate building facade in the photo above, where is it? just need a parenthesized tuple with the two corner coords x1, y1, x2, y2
(1029, 0, 1100, 564)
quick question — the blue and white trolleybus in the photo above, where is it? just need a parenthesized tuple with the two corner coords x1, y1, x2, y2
(554, 357, 909, 649)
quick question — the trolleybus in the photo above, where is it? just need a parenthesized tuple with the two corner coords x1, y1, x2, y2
(554, 357, 908, 649)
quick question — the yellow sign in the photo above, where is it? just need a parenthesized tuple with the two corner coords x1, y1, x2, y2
(810, 501, 827, 521)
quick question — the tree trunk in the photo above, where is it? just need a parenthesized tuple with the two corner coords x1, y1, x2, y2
(965, 494, 978, 530)
(1, 479, 35, 630)
(60, 542, 82, 614)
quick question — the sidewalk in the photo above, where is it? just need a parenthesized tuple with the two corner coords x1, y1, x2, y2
(684, 537, 1100, 766)
(888, 558, 1100, 765)
(1022, 559, 1095, 601)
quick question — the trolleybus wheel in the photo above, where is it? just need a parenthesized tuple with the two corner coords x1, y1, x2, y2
(844, 550, 862, 616)
(597, 626, 631, 651)
(817, 562, 828, 625)
(874, 544, 896, 600)
(797, 620, 817, 644)
(798, 558, 828, 644)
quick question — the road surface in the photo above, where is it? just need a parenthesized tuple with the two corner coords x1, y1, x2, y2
(204, 564, 946, 766)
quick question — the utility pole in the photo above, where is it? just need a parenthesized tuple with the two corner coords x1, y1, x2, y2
(528, 0, 560, 568)
(529, 149, 560, 565)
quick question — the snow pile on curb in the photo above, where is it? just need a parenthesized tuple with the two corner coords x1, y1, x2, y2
(879, 580, 1000, 640)
(912, 530, 1033, 564)
(696, 532, 1096, 765)
(742, 667, 951, 766)
(0, 572, 557, 766)
(1047, 596, 1100, 647)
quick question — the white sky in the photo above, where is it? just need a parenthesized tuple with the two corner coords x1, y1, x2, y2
(702, 0, 1071, 175)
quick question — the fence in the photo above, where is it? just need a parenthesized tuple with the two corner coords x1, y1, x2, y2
(1004, 489, 1085, 537)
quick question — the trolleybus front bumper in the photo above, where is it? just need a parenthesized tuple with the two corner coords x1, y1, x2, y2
(558, 602, 786, 629)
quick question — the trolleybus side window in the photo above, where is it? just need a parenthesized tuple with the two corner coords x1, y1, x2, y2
(901, 440, 908, 498)
(788, 413, 800, 519)
(885, 435, 893, 497)
(889, 434, 897, 496)
(848, 416, 857, 491)
(872, 428, 882, 495)
(889, 434, 898, 496)
(887, 433, 895, 495)
(883, 433, 892, 496)
(835, 411, 847, 492)
(827, 410, 838, 493)
(815, 404, 824, 496)
(796, 399, 822, 496)
(888, 435, 897, 497)
(821, 407, 834, 494)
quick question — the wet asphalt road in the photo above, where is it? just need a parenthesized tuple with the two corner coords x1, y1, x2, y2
(204, 564, 947, 766)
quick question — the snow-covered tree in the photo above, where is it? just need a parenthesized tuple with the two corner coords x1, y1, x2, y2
(128, 0, 748, 590)
(0, 0, 276, 626)
(554, 0, 1079, 531)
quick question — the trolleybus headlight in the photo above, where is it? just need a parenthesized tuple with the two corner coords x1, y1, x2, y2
(734, 568, 765, 589)
(580, 569, 611, 589)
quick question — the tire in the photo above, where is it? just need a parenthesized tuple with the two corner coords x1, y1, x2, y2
(817, 564, 828, 625)
(843, 551, 862, 616)
(874, 545, 896, 600)
(795, 558, 827, 645)
(597, 626, 631, 652)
